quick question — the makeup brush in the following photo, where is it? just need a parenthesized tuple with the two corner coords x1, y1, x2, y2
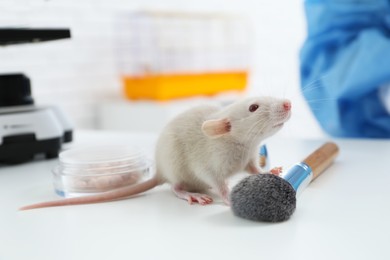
(230, 142, 339, 222)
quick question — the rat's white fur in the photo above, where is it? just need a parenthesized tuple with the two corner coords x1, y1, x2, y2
(155, 96, 291, 203)
(20, 96, 291, 210)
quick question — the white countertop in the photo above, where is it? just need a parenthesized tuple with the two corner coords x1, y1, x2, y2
(1, 130, 390, 260)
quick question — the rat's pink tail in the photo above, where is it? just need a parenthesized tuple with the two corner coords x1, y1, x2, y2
(19, 177, 159, 211)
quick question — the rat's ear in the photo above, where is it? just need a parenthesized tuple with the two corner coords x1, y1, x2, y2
(202, 118, 231, 138)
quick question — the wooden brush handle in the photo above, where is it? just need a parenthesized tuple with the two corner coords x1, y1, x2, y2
(303, 142, 339, 181)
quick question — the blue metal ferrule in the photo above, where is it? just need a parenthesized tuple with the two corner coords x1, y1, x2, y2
(283, 162, 313, 196)
(259, 145, 269, 170)
(259, 145, 268, 157)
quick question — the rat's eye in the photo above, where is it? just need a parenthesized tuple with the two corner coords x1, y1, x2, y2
(249, 104, 259, 112)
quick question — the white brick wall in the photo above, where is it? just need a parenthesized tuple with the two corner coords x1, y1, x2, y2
(0, 0, 325, 138)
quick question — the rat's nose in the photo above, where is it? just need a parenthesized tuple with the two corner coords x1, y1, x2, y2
(283, 101, 291, 111)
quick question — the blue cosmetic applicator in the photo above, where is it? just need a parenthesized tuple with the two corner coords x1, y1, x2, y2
(230, 142, 339, 222)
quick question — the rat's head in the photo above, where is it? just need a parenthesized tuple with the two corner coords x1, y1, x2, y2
(202, 96, 291, 142)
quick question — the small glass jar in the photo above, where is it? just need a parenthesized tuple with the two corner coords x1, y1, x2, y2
(53, 145, 151, 197)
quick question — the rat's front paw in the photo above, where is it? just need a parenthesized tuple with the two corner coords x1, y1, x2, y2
(270, 167, 283, 176)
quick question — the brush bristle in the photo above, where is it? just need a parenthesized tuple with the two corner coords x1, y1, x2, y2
(230, 174, 296, 222)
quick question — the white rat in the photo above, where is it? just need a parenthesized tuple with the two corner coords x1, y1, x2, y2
(20, 96, 291, 210)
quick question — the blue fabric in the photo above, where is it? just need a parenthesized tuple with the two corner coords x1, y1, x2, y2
(300, 0, 390, 138)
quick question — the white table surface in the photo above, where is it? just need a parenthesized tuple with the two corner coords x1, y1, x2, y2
(1, 130, 390, 260)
